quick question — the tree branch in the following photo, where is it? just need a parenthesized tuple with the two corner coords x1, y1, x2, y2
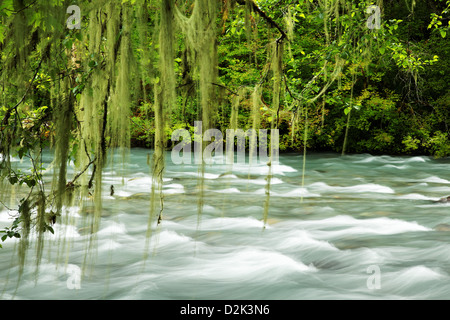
(1, 55, 44, 127)
(235, 0, 289, 42)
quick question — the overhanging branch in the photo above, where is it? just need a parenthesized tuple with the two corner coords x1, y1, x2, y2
(235, 0, 289, 42)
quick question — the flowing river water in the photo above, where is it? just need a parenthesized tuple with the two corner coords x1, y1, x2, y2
(1, 149, 449, 299)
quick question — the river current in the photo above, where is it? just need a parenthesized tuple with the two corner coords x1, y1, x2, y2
(1, 149, 449, 299)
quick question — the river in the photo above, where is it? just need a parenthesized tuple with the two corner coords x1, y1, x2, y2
(1, 149, 449, 299)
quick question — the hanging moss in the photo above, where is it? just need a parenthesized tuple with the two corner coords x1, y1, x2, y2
(34, 191, 46, 273)
(230, 88, 245, 131)
(175, 0, 219, 130)
(52, 78, 73, 216)
(144, 1, 173, 256)
(244, 0, 253, 43)
(136, 0, 153, 100)
(285, 7, 295, 58)
(77, 5, 111, 236)
(12, 0, 30, 78)
(271, 41, 283, 127)
(151, 0, 176, 228)
(109, 5, 132, 168)
(17, 199, 30, 279)
(249, 85, 261, 165)
(159, 0, 177, 115)
(262, 160, 272, 229)
(300, 103, 308, 203)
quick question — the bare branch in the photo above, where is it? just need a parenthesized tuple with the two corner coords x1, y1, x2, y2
(235, 0, 289, 42)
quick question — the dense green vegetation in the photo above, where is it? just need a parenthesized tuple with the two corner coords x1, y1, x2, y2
(0, 0, 448, 268)
(126, 0, 450, 158)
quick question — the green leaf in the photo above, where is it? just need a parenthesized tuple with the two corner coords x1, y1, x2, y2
(25, 178, 36, 188)
(8, 175, 18, 185)
(1, 235, 7, 242)
(47, 226, 54, 234)
(0, 25, 5, 44)
(12, 218, 20, 228)
(18, 148, 25, 159)
(440, 29, 447, 38)
(63, 39, 73, 50)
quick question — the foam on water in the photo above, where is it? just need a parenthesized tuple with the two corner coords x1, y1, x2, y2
(421, 176, 450, 184)
(274, 229, 338, 252)
(151, 230, 197, 248)
(277, 215, 430, 240)
(214, 187, 241, 194)
(221, 162, 297, 176)
(353, 155, 428, 164)
(273, 188, 321, 198)
(244, 177, 283, 185)
(352, 156, 377, 163)
(381, 265, 447, 298)
(2, 151, 450, 300)
(199, 217, 268, 231)
(382, 164, 409, 170)
(97, 221, 127, 237)
(309, 182, 395, 194)
(181, 172, 221, 179)
(397, 193, 440, 201)
(113, 190, 134, 198)
(0, 210, 19, 224)
(47, 224, 81, 240)
(194, 248, 314, 283)
(406, 156, 429, 163)
(97, 239, 123, 251)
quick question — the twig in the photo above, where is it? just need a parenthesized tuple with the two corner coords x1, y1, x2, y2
(0, 199, 15, 212)
(211, 83, 239, 96)
(68, 157, 96, 186)
(1, 56, 44, 126)
(235, 0, 289, 42)
(4, 0, 38, 14)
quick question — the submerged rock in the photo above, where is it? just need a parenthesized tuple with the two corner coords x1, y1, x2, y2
(434, 224, 450, 232)
(123, 192, 151, 200)
(78, 226, 97, 235)
(436, 196, 450, 203)
(79, 206, 112, 218)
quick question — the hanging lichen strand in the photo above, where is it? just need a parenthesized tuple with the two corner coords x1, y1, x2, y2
(145, 0, 175, 250)
(12, 0, 30, 84)
(249, 85, 261, 165)
(230, 88, 244, 131)
(136, 0, 153, 100)
(75, 1, 134, 231)
(262, 39, 284, 228)
(0, 0, 32, 179)
(171, 0, 220, 231)
(83, 6, 107, 237)
(175, 0, 219, 131)
(52, 30, 74, 222)
(46, 53, 73, 275)
(109, 4, 132, 167)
